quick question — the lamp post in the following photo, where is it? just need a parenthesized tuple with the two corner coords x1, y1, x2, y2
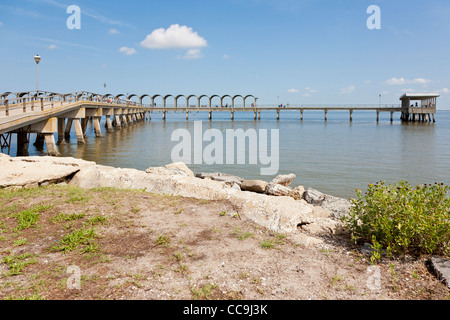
(34, 54, 41, 92)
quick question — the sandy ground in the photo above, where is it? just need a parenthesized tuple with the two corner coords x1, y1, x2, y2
(0, 185, 448, 300)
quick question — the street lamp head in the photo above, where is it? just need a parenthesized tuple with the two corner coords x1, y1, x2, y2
(34, 54, 41, 64)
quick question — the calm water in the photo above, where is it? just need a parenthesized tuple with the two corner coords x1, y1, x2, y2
(10, 110, 450, 199)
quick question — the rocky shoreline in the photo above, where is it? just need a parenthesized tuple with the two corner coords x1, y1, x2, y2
(0, 153, 351, 245)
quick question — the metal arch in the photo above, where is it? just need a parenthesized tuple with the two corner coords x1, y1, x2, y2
(186, 95, 197, 108)
(127, 94, 139, 100)
(198, 94, 209, 108)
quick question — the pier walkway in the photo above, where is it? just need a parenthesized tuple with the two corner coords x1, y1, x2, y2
(0, 91, 439, 157)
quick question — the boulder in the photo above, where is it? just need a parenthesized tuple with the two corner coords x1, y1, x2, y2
(428, 256, 450, 289)
(265, 183, 292, 197)
(303, 187, 326, 205)
(0, 155, 89, 188)
(320, 195, 352, 220)
(270, 174, 296, 187)
(145, 162, 194, 177)
(195, 172, 244, 186)
(241, 180, 268, 193)
(289, 186, 305, 200)
(164, 162, 194, 177)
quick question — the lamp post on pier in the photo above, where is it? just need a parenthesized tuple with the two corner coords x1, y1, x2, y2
(34, 54, 41, 92)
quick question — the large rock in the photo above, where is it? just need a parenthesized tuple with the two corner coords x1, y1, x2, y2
(270, 174, 296, 187)
(241, 180, 268, 193)
(195, 172, 244, 186)
(428, 256, 450, 289)
(303, 187, 326, 205)
(0, 154, 89, 188)
(320, 195, 352, 220)
(265, 183, 292, 197)
(145, 162, 194, 177)
(289, 186, 306, 200)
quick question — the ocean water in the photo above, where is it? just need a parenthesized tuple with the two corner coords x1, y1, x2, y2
(8, 109, 450, 199)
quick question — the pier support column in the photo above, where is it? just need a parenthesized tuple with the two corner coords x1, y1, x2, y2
(148, 112, 151, 121)
(324, 109, 328, 122)
(254, 111, 257, 120)
(114, 115, 122, 129)
(105, 116, 113, 132)
(163, 111, 166, 121)
(231, 111, 234, 121)
(349, 110, 353, 122)
(128, 114, 133, 124)
(93, 117, 103, 137)
(300, 110, 303, 121)
(121, 114, 128, 127)
(209, 111, 212, 121)
(73, 119, 85, 144)
(81, 118, 88, 138)
(33, 133, 45, 150)
(17, 131, 30, 156)
(57, 118, 66, 145)
(44, 133, 60, 156)
(376, 111, 380, 123)
(390, 112, 394, 123)
(65, 118, 73, 141)
(277, 109, 280, 121)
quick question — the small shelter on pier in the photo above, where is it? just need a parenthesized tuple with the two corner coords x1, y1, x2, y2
(400, 93, 439, 122)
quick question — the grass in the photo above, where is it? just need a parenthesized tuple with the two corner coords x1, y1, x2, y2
(2, 253, 37, 276)
(15, 204, 52, 231)
(52, 227, 99, 253)
(191, 283, 218, 300)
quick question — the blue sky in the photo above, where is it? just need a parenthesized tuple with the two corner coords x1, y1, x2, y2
(0, 0, 449, 108)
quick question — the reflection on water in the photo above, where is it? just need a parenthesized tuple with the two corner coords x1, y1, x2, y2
(9, 110, 450, 199)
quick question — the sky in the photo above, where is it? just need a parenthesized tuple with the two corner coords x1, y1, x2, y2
(0, 0, 449, 108)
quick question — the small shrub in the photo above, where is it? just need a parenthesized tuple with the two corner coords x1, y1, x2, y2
(342, 181, 450, 258)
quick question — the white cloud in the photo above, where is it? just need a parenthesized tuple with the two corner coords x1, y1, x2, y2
(48, 44, 58, 50)
(141, 24, 207, 49)
(0, 22, 3, 26)
(119, 47, 137, 55)
(385, 77, 432, 85)
(305, 86, 318, 93)
(109, 28, 120, 35)
(222, 54, 230, 60)
(401, 88, 416, 93)
(301, 93, 311, 97)
(440, 88, 450, 94)
(287, 88, 299, 93)
(340, 85, 355, 95)
(178, 48, 203, 60)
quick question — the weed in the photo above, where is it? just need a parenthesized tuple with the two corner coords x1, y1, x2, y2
(15, 204, 51, 231)
(2, 253, 37, 276)
(191, 283, 218, 300)
(156, 234, 171, 247)
(52, 227, 99, 253)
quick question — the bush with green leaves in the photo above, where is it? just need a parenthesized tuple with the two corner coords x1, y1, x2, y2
(342, 181, 450, 258)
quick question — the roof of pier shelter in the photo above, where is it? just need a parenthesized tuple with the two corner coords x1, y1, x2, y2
(400, 93, 440, 101)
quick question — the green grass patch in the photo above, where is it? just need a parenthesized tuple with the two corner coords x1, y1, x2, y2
(2, 253, 37, 276)
(52, 227, 99, 253)
(15, 204, 52, 231)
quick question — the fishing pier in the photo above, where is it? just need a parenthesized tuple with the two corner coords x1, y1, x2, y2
(0, 91, 440, 157)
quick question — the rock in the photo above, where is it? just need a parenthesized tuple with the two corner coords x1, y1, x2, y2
(299, 218, 345, 236)
(195, 172, 244, 186)
(265, 183, 292, 197)
(428, 256, 450, 289)
(164, 162, 194, 177)
(321, 195, 352, 220)
(289, 233, 324, 247)
(360, 243, 375, 256)
(145, 162, 194, 177)
(0, 154, 86, 188)
(241, 180, 268, 193)
(270, 174, 296, 187)
(289, 186, 305, 200)
(303, 187, 326, 205)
